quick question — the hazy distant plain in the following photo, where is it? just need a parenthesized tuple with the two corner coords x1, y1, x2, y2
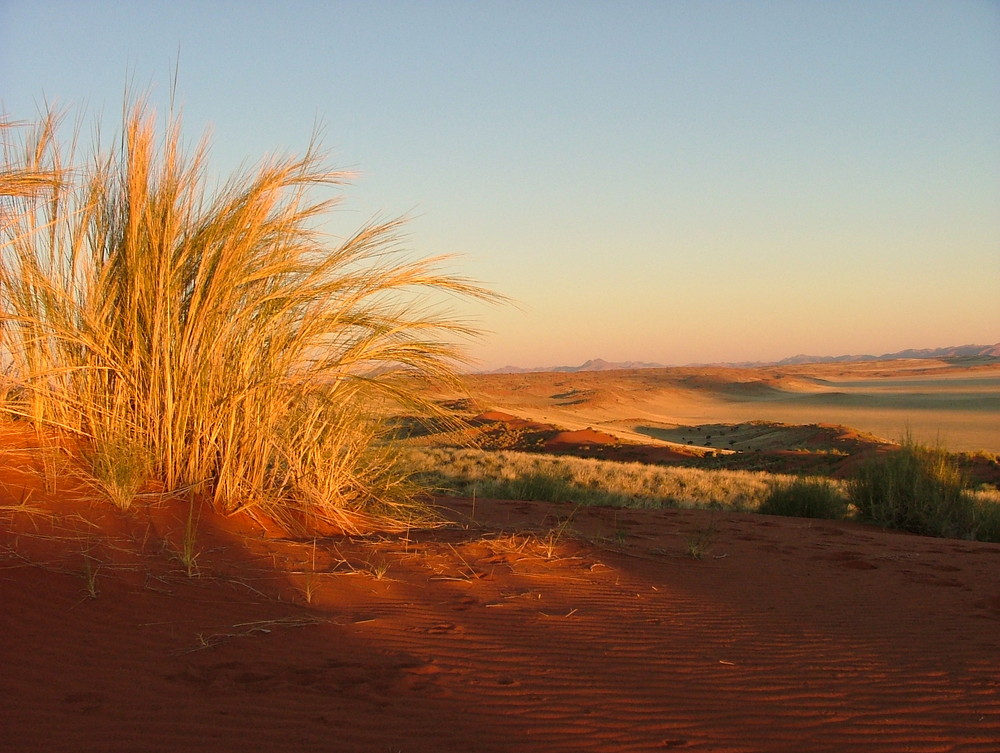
(459, 359, 1000, 454)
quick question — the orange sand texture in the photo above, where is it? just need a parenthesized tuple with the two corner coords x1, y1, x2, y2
(2, 359, 999, 752)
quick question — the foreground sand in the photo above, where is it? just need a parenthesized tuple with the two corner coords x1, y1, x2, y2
(3, 461, 998, 752)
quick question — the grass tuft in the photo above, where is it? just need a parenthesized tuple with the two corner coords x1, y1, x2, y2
(177, 498, 200, 577)
(684, 515, 718, 560)
(81, 551, 100, 598)
(1, 96, 498, 530)
(83, 437, 150, 510)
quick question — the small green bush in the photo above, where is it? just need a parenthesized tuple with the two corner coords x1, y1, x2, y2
(848, 440, 975, 538)
(759, 478, 848, 519)
(971, 497, 1000, 543)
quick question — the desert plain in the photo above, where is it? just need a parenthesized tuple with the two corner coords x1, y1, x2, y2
(457, 357, 1000, 455)
(2, 357, 999, 752)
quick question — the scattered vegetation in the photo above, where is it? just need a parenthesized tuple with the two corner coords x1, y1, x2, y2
(406, 441, 1000, 543)
(402, 446, 792, 511)
(959, 449, 1000, 466)
(0, 97, 496, 530)
(759, 478, 849, 520)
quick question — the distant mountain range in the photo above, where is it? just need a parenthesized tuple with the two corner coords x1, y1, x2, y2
(482, 344, 1000, 374)
(772, 343, 1000, 366)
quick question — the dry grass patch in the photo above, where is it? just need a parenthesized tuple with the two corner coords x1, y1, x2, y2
(402, 446, 797, 511)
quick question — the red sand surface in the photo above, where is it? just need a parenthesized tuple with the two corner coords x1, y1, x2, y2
(544, 427, 621, 448)
(2, 434, 999, 751)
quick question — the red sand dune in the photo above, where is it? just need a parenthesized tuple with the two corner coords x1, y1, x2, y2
(3, 459, 999, 753)
(544, 427, 621, 448)
(474, 410, 522, 423)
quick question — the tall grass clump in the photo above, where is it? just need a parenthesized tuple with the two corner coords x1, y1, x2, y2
(848, 438, 975, 539)
(0, 100, 497, 529)
(759, 478, 848, 520)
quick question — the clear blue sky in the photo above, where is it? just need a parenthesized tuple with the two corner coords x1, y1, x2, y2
(3, 0, 998, 369)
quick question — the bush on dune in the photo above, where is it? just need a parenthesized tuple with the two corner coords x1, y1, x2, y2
(971, 498, 1000, 544)
(0, 101, 497, 531)
(848, 438, 984, 540)
(759, 478, 848, 520)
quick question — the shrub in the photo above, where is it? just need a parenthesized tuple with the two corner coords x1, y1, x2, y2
(848, 440, 975, 538)
(971, 496, 1000, 544)
(759, 478, 848, 519)
(0, 100, 497, 530)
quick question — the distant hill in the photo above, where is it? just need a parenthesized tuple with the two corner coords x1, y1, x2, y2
(482, 343, 1000, 374)
(553, 358, 668, 373)
(484, 358, 668, 374)
(775, 343, 1000, 366)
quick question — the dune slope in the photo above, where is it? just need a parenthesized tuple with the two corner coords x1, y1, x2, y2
(3, 466, 998, 752)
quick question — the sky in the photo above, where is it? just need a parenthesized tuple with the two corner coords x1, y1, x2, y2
(2, 0, 998, 370)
